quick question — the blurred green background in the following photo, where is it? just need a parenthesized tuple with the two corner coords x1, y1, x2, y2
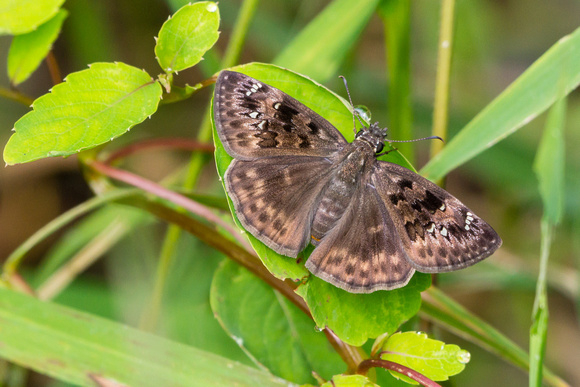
(0, 0, 579, 386)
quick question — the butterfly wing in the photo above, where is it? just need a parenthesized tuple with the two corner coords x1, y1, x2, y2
(372, 161, 502, 273)
(305, 176, 416, 293)
(225, 155, 336, 257)
(214, 71, 348, 160)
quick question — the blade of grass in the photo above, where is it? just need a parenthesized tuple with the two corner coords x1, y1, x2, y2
(1, 189, 139, 282)
(379, 0, 414, 161)
(0, 287, 292, 387)
(274, 0, 380, 82)
(420, 287, 569, 387)
(420, 26, 580, 181)
(529, 97, 566, 386)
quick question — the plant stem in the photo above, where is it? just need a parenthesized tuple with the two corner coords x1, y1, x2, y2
(382, 0, 414, 162)
(143, 0, 261, 331)
(430, 0, 455, 160)
(2, 189, 137, 279)
(357, 359, 441, 387)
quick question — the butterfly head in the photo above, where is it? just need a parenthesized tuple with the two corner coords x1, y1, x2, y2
(355, 122, 388, 154)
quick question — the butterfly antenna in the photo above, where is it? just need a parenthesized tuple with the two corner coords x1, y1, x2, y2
(389, 135, 445, 143)
(339, 75, 365, 133)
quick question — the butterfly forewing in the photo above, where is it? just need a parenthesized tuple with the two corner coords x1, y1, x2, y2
(214, 71, 348, 160)
(372, 161, 502, 272)
(305, 176, 415, 293)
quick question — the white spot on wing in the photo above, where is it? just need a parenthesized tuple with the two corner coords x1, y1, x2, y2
(440, 227, 448, 237)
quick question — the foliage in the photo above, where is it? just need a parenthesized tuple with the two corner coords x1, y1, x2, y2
(0, 1, 578, 386)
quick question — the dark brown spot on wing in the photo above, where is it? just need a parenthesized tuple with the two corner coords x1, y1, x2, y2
(398, 179, 413, 190)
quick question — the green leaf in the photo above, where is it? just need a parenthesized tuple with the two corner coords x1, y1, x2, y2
(533, 98, 566, 225)
(0, 287, 291, 387)
(212, 63, 413, 282)
(155, 2, 220, 74)
(273, 0, 380, 82)
(296, 274, 430, 347)
(210, 260, 344, 384)
(321, 374, 380, 387)
(420, 26, 580, 181)
(529, 97, 566, 386)
(3, 62, 162, 165)
(380, 332, 468, 384)
(7, 9, 68, 85)
(0, 0, 64, 35)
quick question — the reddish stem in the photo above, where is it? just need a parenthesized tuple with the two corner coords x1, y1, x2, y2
(45, 51, 62, 85)
(357, 359, 441, 387)
(104, 138, 214, 163)
(89, 159, 250, 250)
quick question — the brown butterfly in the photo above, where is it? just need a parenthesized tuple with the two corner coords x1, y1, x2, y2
(213, 70, 501, 293)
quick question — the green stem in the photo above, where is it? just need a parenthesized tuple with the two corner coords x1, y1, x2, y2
(529, 220, 552, 387)
(142, 0, 260, 331)
(421, 287, 569, 387)
(0, 87, 33, 106)
(2, 189, 138, 281)
(382, 0, 414, 162)
(430, 0, 455, 160)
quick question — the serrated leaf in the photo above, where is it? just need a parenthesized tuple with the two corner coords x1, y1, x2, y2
(0, 0, 64, 35)
(155, 2, 220, 73)
(321, 374, 380, 387)
(273, 0, 380, 82)
(7, 9, 67, 85)
(421, 26, 580, 181)
(296, 274, 430, 347)
(0, 287, 290, 387)
(3, 62, 162, 165)
(380, 332, 469, 384)
(212, 62, 413, 283)
(210, 260, 344, 384)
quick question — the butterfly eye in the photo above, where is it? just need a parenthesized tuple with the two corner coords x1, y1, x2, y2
(376, 142, 384, 154)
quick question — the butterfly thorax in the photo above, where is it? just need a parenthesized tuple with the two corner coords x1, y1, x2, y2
(310, 141, 376, 244)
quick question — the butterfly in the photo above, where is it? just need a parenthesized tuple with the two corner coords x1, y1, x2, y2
(213, 70, 502, 293)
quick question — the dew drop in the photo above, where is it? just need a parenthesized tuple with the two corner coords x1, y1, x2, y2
(232, 335, 244, 346)
(456, 350, 471, 364)
(354, 105, 371, 124)
(314, 325, 324, 332)
(206, 3, 218, 12)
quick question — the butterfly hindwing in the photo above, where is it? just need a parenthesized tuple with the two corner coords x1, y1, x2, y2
(214, 71, 348, 160)
(372, 161, 502, 273)
(225, 155, 336, 257)
(305, 175, 415, 293)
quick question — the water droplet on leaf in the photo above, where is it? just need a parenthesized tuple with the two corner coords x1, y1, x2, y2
(456, 350, 471, 364)
(354, 105, 371, 124)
